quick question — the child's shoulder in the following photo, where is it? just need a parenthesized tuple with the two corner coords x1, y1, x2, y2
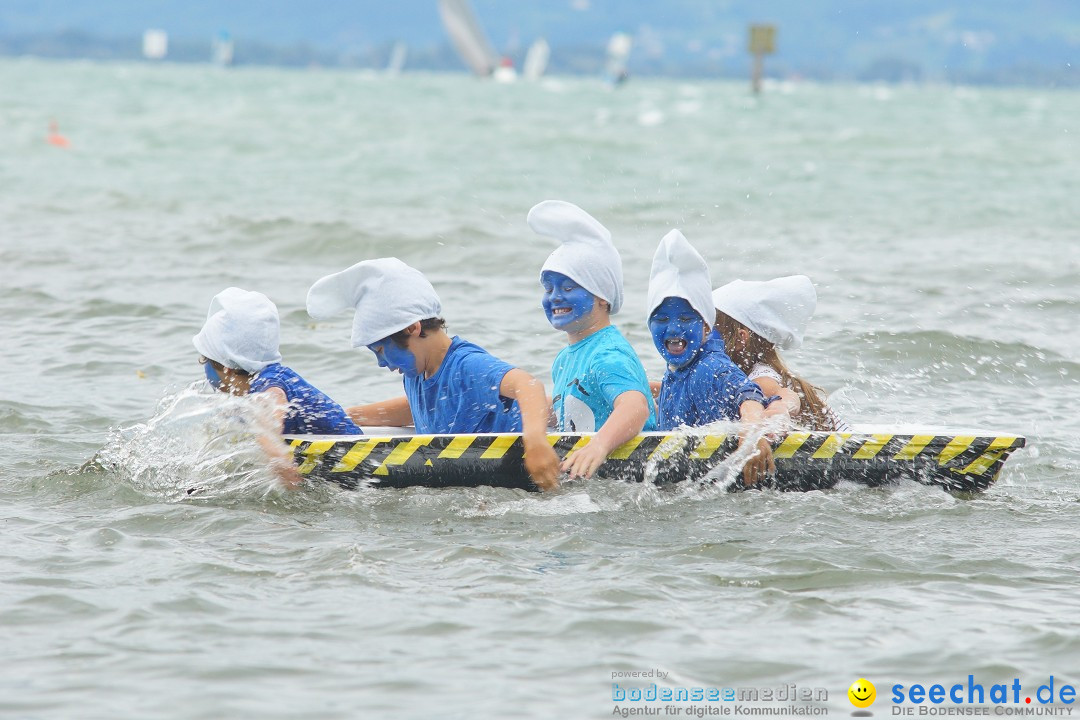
(690, 346, 747, 379)
(556, 327, 641, 375)
(573, 327, 633, 359)
(449, 336, 509, 363)
(584, 325, 636, 353)
(250, 362, 305, 391)
(444, 337, 515, 378)
(591, 339, 648, 377)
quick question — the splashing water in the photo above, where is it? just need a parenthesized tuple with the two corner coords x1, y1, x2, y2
(700, 415, 793, 487)
(629, 415, 794, 506)
(89, 384, 292, 502)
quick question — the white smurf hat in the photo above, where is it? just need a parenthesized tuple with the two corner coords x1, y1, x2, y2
(192, 287, 282, 373)
(712, 275, 817, 351)
(529, 200, 624, 315)
(646, 229, 714, 326)
(306, 257, 442, 348)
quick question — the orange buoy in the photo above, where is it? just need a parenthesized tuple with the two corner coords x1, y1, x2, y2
(47, 120, 70, 148)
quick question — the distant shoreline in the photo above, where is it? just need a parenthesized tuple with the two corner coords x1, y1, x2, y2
(1, 31, 1076, 88)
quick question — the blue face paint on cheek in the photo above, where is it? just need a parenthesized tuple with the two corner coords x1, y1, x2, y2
(541, 270, 595, 331)
(203, 360, 222, 389)
(648, 297, 706, 369)
(368, 341, 420, 378)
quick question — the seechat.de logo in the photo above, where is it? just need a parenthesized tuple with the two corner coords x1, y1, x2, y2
(849, 678, 877, 714)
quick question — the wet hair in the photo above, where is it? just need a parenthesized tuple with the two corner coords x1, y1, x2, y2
(714, 310, 838, 431)
(390, 317, 446, 348)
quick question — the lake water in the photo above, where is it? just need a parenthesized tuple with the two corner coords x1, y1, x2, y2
(1, 58, 1078, 718)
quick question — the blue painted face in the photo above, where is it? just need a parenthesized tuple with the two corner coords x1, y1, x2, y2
(201, 357, 222, 389)
(648, 296, 707, 369)
(541, 270, 595, 332)
(367, 337, 420, 378)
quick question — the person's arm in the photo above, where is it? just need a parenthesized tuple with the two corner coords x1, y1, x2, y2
(562, 390, 649, 480)
(346, 396, 413, 427)
(500, 369, 560, 491)
(256, 386, 305, 488)
(753, 376, 800, 418)
(736, 399, 776, 487)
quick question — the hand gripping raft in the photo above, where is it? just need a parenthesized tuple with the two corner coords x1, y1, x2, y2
(284, 427, 1026, 493)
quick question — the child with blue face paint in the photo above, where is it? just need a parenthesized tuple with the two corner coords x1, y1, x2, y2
(193, 288, 362, 486)
(529, 200, 658, 480)
(306, 258, 561, 491)
(646, 230, 775, 486)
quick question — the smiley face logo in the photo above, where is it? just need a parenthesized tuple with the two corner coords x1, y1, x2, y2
(848, 678, 876, 708)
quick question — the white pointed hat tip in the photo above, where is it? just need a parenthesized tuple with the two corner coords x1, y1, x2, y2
(646, 229, 713, 323)
(306, 257, 442, 348)
(659, 228, 687, 247)
(527, 199, 611, 245)
(305, 274, 352, 319)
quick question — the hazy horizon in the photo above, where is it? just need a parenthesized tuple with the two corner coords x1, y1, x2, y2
(1, 1, 1077, 85)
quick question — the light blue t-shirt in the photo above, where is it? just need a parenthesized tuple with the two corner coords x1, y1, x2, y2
(657, 334, 767, 430)
(248, 363, 362, 436)
(550, 325, 657, 433)
(403, 336, 522, 434)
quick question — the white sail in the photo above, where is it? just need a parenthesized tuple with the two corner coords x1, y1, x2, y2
(522, 38, 550, 81)
(142, 29, 168, 61)
(386, 42, 408, 75)
(605, 32, 632, 83)
(437, 0, 498, 76)
(212, 30, 234, 66)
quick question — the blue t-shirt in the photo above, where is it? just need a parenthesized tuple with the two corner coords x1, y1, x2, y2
(403, 336, 521, 434)
(657, 334, 767, 430)
(248, 363, 362, 436)
(550, 325, 657, 433)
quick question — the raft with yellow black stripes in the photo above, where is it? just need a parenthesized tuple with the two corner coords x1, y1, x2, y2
(284, 426, 1026, 493)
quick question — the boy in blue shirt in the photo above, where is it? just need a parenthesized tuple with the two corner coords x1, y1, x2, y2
(646, 230, 775, 486)
(193, 288, 361, 486)
(306, 258, 560, 491)
(528, 200, 657, 480)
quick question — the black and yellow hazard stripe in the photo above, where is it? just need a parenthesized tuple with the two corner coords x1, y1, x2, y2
(285, 430, 1026, 493)
(765, 432, 1025, 471)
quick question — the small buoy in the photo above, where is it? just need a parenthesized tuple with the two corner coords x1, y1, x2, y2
(135, 369, 147, 379)
(46, 120, 70, 148)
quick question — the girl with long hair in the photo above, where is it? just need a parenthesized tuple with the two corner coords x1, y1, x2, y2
(712, 276, 848, 432)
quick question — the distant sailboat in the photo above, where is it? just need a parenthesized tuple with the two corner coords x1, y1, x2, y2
(522, 38, 550, 81)
(212, 30, 234, 66)
(492, 56, 517, 83)
(605, 32, 632, 86)
(437, 0, 498, 76)
(386, 41, 408, 75)
(142, 29, 168, 61)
